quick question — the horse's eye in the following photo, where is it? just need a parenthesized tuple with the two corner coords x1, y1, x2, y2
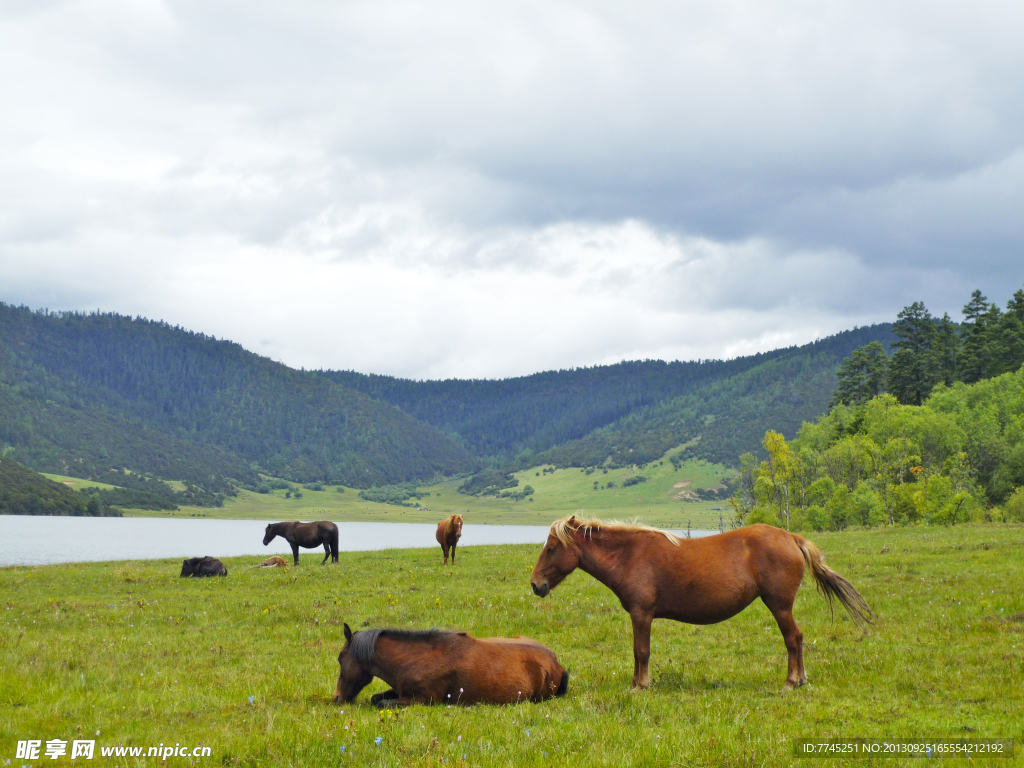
(546, 546, 556, 553)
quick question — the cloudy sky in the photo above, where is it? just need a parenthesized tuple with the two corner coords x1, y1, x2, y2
(2, 1, 1022, 379)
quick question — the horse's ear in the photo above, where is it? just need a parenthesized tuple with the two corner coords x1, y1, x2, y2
(567, 515, 576, 525)
(343, 623, 353, 643)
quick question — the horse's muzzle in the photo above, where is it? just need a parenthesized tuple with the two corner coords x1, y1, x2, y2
(531, 582, 549, 598)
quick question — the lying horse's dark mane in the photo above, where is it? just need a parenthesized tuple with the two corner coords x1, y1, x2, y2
(350, 628, 466, 665)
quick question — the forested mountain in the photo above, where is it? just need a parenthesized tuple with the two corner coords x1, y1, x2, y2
(0, 304, 475, 488)
(326, 324, 894, 465)
(0, 302, 894, 496)
(529, 325, 896, 468)
(330, 325, 895, 468)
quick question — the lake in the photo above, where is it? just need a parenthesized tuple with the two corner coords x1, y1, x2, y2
(0, 515, 716, 566)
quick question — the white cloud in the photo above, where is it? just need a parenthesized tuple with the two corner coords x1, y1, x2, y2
(1, 0, 1023, 378)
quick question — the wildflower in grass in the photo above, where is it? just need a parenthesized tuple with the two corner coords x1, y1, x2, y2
(374, 737, 383, 746)
(248, 696, 254, 704)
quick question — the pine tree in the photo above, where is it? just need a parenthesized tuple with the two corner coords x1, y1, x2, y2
(830, 341, 888, 406)
(887, 302, 938, 405)
(958, 291, 997, 383)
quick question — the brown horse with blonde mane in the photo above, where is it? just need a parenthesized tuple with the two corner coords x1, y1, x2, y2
(332, 623, 569, 705)
(530, 515, 872, 690)
(435, 514, 464, 565)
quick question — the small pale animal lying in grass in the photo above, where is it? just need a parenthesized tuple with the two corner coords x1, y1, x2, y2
(255, 556, 289, 568)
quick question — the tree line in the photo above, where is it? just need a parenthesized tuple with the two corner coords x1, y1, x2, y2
(735, 286, 1024, 531)
(832, 288, 1024, 407)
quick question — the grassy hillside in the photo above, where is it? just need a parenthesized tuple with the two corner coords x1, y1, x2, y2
(70, 449, 737, 529)
(1, 525, 1020, 767)
(0, 304, 475, 489)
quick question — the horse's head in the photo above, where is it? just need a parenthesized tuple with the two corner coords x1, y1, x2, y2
(530, 515, 582, 598)
(333, 623, 373, 704)
(262, 524, 275, 546)
(452, 514, 463, 539)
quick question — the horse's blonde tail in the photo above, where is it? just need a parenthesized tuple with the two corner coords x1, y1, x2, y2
(796, 537, 874, 628)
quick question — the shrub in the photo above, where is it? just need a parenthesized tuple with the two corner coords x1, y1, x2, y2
(1006, 488, 1024, 522)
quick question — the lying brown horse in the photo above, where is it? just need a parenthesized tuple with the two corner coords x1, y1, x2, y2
(263, 521, 339, 565)
(435, 514, 464, 565)
(530, 516, 872, 690)
(333, 623, 568, 705)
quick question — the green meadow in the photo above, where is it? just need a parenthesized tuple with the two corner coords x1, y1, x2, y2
(2, 524, 1022, 767)
(68, 453, 736, 531)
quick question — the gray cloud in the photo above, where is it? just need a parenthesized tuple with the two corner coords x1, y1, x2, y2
(1, 0, 1022, 377)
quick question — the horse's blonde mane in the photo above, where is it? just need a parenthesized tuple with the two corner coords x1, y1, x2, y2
(550, 516, 681, 547)
(440, 513, 464, 537)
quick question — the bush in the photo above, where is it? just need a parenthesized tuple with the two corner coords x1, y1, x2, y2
(1006, 488, 1024, 522)
(746, 506, 781, 526)
(305, 483, 324, 492)
(805, 505, 829, 532)
(622, 476, 647, 487)
(359, 483, 424, 505)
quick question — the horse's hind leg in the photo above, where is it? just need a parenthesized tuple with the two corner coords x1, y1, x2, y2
(321, 540, 330, 565)
(767, 604, 805, 689)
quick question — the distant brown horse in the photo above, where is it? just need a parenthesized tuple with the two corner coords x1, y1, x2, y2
(435, 514, 464, 565)
(332, 623, 568, 706)
(263, 521, 339, 565)
(530, 516, 872, 690)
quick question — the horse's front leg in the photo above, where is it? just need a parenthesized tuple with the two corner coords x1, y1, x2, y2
(629, 612, 653, 689)
(290, 543, 300, 566)
(441, 544, 449, 565)
(450, 541, 457, 564)
(369, 689, 400, 705)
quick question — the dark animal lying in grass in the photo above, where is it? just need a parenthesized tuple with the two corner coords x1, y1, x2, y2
(333, 623, 568, 706)
(180, 556, 227, 577)
(263, 520, 339, 565)
(255, 556, 289, 568)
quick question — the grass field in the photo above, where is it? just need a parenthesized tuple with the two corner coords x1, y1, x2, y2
(78, 451, 736, 531)
(2, 524, 1022, 766)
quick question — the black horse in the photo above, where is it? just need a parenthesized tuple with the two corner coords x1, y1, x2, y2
(263, 521, 339, 565)
(180, 556, 228, 577)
